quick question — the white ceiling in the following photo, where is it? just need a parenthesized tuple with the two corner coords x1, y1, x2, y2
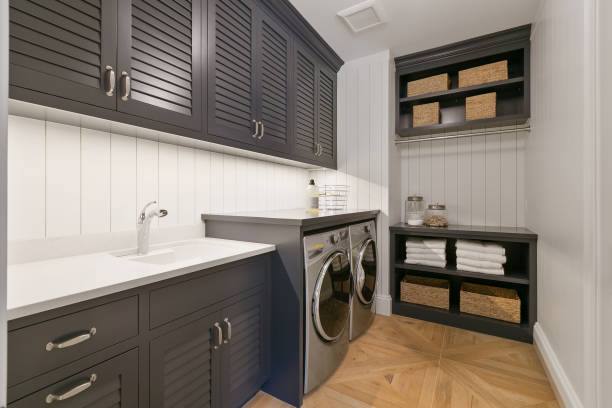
(289, 0, 541, 62)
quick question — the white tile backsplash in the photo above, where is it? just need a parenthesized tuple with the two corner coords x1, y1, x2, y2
(8, 115, 309, 245)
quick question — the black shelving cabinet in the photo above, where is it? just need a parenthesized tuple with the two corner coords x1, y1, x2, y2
(395, 25, 531, 138)
(389, 224, 537, 343)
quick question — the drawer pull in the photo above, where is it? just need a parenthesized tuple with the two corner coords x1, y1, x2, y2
(46, 328, 97, 352)
(45, 373, 97, 404)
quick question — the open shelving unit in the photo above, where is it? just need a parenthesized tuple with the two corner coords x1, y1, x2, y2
(394, 25, 531, 139)
(389, 224, 538, 343)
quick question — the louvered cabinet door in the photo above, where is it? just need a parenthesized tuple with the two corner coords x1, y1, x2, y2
(8, 349, 138, 408)
(150, 313, 220, 408)
(254, 8, 292, 153)
(9, 0, 118, 110)
(293, 42, 318, 160)
(316, 65, 337, 167)
(117, 0, 202, 130)
(221, 291, 269, 408)
(208, 0, 258, 144)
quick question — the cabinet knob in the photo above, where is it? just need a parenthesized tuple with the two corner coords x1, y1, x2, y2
(104, 66, 115, 96)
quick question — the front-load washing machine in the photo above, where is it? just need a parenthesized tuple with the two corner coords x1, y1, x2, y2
(303, 227, 352, 394)
(349, 220, 377, 341)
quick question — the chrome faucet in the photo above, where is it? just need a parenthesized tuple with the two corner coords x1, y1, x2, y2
(137, 201, 168, 255)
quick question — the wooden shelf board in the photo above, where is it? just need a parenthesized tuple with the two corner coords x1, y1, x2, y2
(399, 77, 524, 104)
(392, 301, 532, 343)
(395, 262, 529, 285)
(396, 114, 530, 138)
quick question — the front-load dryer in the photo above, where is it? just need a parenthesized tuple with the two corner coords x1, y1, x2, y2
(303, 227, 351, 394)
(349, 220, 377, 341)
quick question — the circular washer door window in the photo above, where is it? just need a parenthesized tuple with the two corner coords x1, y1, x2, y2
(312, 251, 352, 342)
(355, 239, 377, 305)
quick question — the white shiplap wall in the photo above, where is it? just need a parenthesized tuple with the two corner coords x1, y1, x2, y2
(310, 50, 396, 315)
(398, 127, 527, 227)
(8, 115, 308, 242)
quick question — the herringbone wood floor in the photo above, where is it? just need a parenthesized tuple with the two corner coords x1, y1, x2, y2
(245, 314, 559, 408)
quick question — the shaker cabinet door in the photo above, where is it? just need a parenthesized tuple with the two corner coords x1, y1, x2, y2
(207, 0, 258, 144)
(316, 65, 337, 167)
(293, 42, 318, 160)
(253, 8, 292, 153)
(9, 0, 118, 110)
(150, 313, 220, 408)
(116, 0, 203, 130)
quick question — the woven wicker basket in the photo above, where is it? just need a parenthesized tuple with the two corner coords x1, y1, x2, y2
(407, 73, 450, 97)
(413, 102, 440, 127)
(400, 275, 449, 310)
(459, 60, 508, 88)
(460, 283, 521, 323)
(466, 92, 496, 121)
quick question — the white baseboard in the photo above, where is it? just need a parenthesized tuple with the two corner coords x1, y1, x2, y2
(533, 322, 583, 408)
(374, 294, 392, 316)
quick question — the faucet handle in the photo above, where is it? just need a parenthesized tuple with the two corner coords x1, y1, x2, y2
(159, 209, 168, 218)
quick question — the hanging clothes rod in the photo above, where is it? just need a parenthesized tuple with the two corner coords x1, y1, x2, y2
(395, 126, 531, 144)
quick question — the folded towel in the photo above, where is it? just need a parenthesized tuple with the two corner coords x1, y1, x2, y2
(456, 249, 507, 264)
(456, 240, 505, 256)
(405, 259, 447, 268)
(456, 257, 503, 269)
(406, 238, 446, 250)
(457, 263, 504, 275)
(405, 247, 446, 256)
(405, 253, 445, 262)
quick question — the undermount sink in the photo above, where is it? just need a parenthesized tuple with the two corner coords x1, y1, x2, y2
(117, 240, 243, 266)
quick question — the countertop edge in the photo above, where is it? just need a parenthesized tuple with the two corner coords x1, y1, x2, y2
(201, 209, 380, 227)
(7, 244, 276, 321)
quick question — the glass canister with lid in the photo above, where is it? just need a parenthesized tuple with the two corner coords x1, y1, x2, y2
(424, 203, 448, 227)
(405, 196, 425, 226)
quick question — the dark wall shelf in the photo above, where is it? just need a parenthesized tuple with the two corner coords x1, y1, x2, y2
(390, 223, 537, 343)
(394, 25, 531, 140)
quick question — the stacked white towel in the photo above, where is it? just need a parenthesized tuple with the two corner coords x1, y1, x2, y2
(405, 238, 447, 268)
(455, 240, 506, 275)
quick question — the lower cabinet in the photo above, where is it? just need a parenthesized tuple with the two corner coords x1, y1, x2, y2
(9, 349, 138, 408)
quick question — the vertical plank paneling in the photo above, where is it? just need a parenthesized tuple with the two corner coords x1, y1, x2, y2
(485, 133, 501, 226)
(7, 116, 45, 240)
(178, 146, 195, 225)
(457, 135, 472, 225)
(430, 140, 445, 204)
(81, 129, 111, 234)
(418, 141, 432, 204)
(46, 122, 80, 238)
(346, 65, 359, 209)
(516, 130, 527, 227)
(195, 149, 211, 217)
(357, 64, 371, 209)
(209, 152, 223, 212)
(500, 129, 518, 227)
(110, 134, 137, 232)
(407, 143, 419, 195)
(471, 135, 486, 226)
(235, 157, 249, 212)
(158, 143, 178, 226)
(369, 61, 382, 211)
(136, 138, 159, 226)
(222, 155, 236, 213)
(444, 137, 459, 225)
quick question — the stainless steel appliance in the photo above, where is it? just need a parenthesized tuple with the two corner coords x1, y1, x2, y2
(349, 220, 378, 340)
(303, 227, 352, 394)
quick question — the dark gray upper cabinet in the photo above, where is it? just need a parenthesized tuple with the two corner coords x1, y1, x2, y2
(293, 41, 318, 160)
(316, 64, 337, 167)
(117, 0, 203, 130)
(9, 0, 118, 110)
(150, 312, 220, 408)
(207, 0, 258, 144)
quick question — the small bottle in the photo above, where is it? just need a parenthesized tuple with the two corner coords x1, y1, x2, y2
(306, 179, 320, 215)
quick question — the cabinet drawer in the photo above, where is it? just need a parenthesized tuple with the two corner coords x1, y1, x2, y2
(8, 296, 138, 386)
(9, 349, 138, 408)
(150, 257, 268, 329)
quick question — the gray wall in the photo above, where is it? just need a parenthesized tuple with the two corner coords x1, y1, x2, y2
(0, 0, 8, 404)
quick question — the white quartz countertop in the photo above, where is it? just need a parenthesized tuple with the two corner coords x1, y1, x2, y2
(7, 238, 275, 321)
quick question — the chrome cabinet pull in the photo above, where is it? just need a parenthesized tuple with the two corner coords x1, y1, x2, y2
(252, 119, 259, 138)
(213, 322, 222, 349)
(222, 318, 232, 344)
(45, 374, 97, 404)
(46, 328, 97, 352)
(120, 71, 131, 101)
(104, 66, 115, 96)
(258, 121, 264, 139)
(315, 143, 322, 156)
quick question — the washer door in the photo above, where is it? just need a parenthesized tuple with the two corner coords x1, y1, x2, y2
(355, 238, 377, 305)
(312, 251, 352, 342)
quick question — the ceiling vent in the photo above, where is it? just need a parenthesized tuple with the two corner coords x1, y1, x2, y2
(337, 0, 386, 33)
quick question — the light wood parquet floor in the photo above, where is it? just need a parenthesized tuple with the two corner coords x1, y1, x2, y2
(245, 314, 559, 408)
